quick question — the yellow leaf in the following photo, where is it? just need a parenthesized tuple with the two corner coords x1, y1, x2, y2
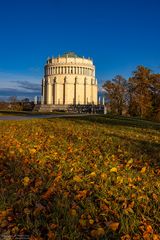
(100, 173, 107, 180)
(89, 219, 94, 225)
(9, 151, 15, 155)
(73, 176, 82, 183)
(29, 148, 36, 154)
(91, 227, 105, 237)
(141, 167, 146, 174)
(70, 209, 77, 217)
(124, 207, 134, 215)
(18, 148, 23, 153)
(108, 222, 119, 231)
(23, 176, 30, 186)
(117, 176, 123, 184)
(110, 167, 118, 173)
(89, 172, 96, 178)
(127, 159, 133, 164)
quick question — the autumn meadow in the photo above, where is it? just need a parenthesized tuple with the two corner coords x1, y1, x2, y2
(0, 115, 160, 239)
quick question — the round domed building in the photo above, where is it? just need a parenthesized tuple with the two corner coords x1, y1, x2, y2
(41, 52, 98, 108)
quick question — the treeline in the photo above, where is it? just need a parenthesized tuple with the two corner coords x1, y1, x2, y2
(0, 98, 35, 111)
(103, 66, 160, 120)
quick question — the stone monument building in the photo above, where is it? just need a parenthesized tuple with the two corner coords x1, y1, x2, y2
(41, 52, 98, 110)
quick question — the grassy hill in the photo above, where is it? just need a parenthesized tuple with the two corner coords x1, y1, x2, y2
(0, 115, 160, 239)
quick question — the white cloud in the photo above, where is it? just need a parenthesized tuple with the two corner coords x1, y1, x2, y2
(0, 71, 41, 90)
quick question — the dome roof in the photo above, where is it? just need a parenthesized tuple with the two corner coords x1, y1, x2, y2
(62, 52, 81, 58)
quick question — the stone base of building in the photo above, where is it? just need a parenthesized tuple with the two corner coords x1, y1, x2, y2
(34, 104, 69, 112)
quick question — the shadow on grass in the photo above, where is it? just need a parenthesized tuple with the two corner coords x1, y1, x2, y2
(105, 132, 160, 168)
(52, 115, 160, 168)
(61, 114, 160, 131)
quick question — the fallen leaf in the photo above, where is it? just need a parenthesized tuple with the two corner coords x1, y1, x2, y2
(79, 219, 87, 227)
(108, 222, 119, 231)
(73, 175, 82, 182)
(29, 148, 37, 154)
(146, 225, 153, 234)
(22, 176, 30, 186)
(89, 219, 94, 225)
(100, 173, 107, 180)
(141, 167, 146, 174)
(110, 167, 118, 173)
(91, 227, 105, 237)
(75, 190, 88, 200)
(48, 231, 55, 239)
(70, 209, 77, 217)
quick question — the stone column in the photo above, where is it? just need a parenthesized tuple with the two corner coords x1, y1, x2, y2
(53, 79, 57, 104)
(47, 79, 53, 104)
(91, 79, 93, 104)
(84, 78, 86, 104)
(42, 78, 45, 104)
(63, 77, 67, 104)
(74, 77, 77, 105)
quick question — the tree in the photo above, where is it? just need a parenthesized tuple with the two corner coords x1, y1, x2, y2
(8, 96, 18, 103)
(128, 66, 153, 118)
(103, 75, 128, 115)
(150, 73, 160, 118)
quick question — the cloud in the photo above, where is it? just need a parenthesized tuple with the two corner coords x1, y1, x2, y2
(0, 71, 41, 100)
(0, 88, 40, 101)
(13, 80, 41, 91)
(0, 71, 41, 89)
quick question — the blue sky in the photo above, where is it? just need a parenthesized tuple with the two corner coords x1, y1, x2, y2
(0, 0, 160, 99)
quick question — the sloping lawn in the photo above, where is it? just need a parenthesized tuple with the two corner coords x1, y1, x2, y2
(0, 116, 160, 239)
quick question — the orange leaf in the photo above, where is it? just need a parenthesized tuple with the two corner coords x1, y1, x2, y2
(48, 231, 55, 239)
(108, 222, 119, 231)
(146, 225, 153, 234)
(75, 190, 88, 200)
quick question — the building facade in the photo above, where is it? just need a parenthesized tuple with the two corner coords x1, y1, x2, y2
(41, 52, 98, 105)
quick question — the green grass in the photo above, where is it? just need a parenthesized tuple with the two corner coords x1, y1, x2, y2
(0, 110, 64, 116)
(0, 115, 160, 239)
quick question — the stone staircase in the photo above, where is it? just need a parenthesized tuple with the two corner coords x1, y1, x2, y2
(34, 104, 68, 112)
